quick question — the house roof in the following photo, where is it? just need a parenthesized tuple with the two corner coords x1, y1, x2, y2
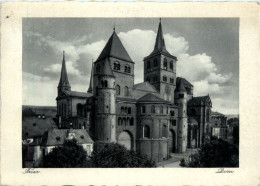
(58, 51, 71, 88)
(212, 111, 225, 116)
(42, 129, 93, 146)
(22, 116, 58, 139)
(134, 81, 158, 93)
(188, 95, 211, 106)
(23, 105, 57, 117)
(96, 31, 133, 63)
(137, 93, 170, 103)
(62, 90, 91, 98)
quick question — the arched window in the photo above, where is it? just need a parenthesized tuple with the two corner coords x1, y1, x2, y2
(160, 106, 163, 114)
(121, 107, 125, 114)
(162, 125, 167, 138)
(151, 105, 155, 113)
(101, 80, 104, 87)
(170, 78, 174, 84)
(114, 62, 120, 70)
(170, 110, 175, 116)
(163, 76, 167, 82)
(96, 64, 100, 73)
(118, 117, 122, 126)
(77, 104, 83, 116)
(104, 80, 108, 88)
(128, 107, 131, 114)
(116, 85, 120, 95)
(124, 65, 131, 73)
(153, 58, 158, 67)
(141, 106, 146, 114)
(147, 61, 151, 70)
(170, 60, 173, 71)
(130, 118, 134, 126)
(144, 125, 150, 138)
(163, 58, 167, 70)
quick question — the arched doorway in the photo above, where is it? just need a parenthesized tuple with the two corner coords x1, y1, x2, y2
(118, 131, 132, 150)
(169, 130, 176, 153)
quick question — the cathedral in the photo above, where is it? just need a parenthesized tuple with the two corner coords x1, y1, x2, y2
(56, 20, 212, 162)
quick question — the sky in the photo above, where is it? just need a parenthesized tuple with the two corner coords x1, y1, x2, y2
(22, 18, 239, 115)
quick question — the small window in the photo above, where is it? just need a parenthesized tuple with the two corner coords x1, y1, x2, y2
(141, 106, 146, 114)
(114, 62, 120, 70)
(153, 58, 158, 67)
(144, 125, 150, 138)
(170, 78, 174, 84)
(147, 61, 151, 70)
(170, 111, 175, 116)
(163, 58, 167, 70)
(128, 107, 131, 114)
(151, 105, 155, 113)
(130, 118, 134, 126)
(170, 60, 173, 71)
(179, 94, 184, 98)
(116, 85, 120, 95)
(173, 120, 177, 126)
(125, 66, 131, 73)
(104, 80, 108, 88)
(163, 76, 167, 82)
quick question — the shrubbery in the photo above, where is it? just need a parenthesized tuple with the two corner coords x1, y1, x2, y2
(180, 137, 239, 167)
(90, 142, 156, 168)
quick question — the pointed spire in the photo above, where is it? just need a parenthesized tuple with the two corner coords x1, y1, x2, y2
(176, 78, 186, 92)
(154, 19, 166, 52)
(58, 51, 70, 88)
(87, 59, 94, 93)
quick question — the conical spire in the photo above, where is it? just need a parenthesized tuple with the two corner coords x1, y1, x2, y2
(176, 78, 186, 92)
(87, 60, 94, 93)
(154, 19, 166, 52)
(99, 58, 115, 77)
(58, 51, 70, 88)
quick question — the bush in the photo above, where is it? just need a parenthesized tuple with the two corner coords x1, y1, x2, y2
(90, 142, 156, 168)
(186, 137, 239, 167)
(41, 139, 88, 168)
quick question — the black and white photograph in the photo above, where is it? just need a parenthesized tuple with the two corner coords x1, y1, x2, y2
(22, 17, 239, 168)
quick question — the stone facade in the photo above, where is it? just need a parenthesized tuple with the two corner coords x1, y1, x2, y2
(56, 21, 212, 162)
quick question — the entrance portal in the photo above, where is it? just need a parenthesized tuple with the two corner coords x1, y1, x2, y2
(169, 130, 176, 153)
(118, 131, 132, 150)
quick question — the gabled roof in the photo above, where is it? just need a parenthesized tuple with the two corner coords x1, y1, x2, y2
(62, 90, 91, 98)
(98, 58, 115, 77)
(137, 93, 170, 103)
(96, 31, 133, 63)
(212, 111, 225, 116)
(188, 95, 211, 106)
(58, 51, 71, 88)
(134, 81, 158, 93)
(42, 129, 93, 146)
(22, 116, 58, 139)
(175, 78, 186, 92)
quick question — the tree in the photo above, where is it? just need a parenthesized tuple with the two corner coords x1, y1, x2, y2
(41, 139, 88, 168)
(90, 142, 156, 168)
(182, 136, 239, 167)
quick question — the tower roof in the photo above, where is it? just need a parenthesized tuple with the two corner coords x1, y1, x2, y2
(99, 58, 115, 77)
(58, 51, 70, 88)
(87, 61, 94, 93)
(148, 20, 173, 58)
(96, 31, 133, 63)
(175, 78, 186, 92)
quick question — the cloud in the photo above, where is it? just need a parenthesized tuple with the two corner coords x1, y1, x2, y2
(23, 29, 235, 114)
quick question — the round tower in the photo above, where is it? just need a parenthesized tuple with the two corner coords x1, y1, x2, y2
(95, 58, 116, 142)
(175, 78, 188, 153)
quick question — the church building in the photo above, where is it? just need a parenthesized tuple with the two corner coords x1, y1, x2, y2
(56, 20, 212, 162)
